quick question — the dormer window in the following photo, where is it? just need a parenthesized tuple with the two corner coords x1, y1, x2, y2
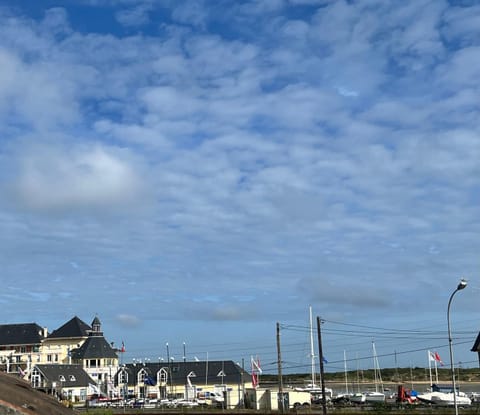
(69, 375, 76, 381)
(159, 368, 168, 383)
(59, 375, 66, 382)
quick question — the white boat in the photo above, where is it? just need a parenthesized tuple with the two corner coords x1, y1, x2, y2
(365, 391, 386, 403)
(347, 352, 366, 404)
(363, 342, 385, 403)
(333, 351, 362, 403)
(348, 392, 366, 404)
(295, 383, 333, 399)
(417, 385, 471, 406)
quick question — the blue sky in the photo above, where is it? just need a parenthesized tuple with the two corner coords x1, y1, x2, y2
(0, 0, 480, 375)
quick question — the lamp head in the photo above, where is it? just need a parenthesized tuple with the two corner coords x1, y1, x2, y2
(457, 278, 467, 290)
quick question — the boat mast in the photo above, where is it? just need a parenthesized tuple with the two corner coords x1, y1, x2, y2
(372, 341, 383, 393)
(344, 350, 349, 395)
(309, 306, 316, 386)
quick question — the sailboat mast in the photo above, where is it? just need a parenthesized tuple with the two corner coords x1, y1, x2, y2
(344, 350, 349, 395)
(309, 306, 316, 386)
(372, 342, 378, 392)
(372, 342, 383, 393)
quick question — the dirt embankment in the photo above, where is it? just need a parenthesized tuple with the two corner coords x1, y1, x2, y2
(0, 371, 74, 415)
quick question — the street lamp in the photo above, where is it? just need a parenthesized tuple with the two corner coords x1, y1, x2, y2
(447, 278, 467, 415)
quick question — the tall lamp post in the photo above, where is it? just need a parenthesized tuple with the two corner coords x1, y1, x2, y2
(447, 278, 467, 415)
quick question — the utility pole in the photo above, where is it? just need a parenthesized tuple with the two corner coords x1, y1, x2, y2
(276, 322, 284, 414)
(317, 316, 327, 415)
(241, 358, 245, 409)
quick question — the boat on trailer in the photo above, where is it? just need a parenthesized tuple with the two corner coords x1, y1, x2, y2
(417, 384, 471, 406)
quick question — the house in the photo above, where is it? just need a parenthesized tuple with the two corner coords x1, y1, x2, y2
(115, 360, 252, 408)
(0, 323, 47, 373)
(41, 316, 91, 366)
(31, 364, 95, 404)
(245, 388, 312, 410)
(69, 316, 119, 396)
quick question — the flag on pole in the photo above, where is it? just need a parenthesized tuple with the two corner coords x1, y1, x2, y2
(251, 356, 262, 389)
(434, 352, 444, 366)
(120, 341, 126, 353)
(429, 351, 436, 362)
(144, 376, 156, 386)
(251, 356, 262, 374)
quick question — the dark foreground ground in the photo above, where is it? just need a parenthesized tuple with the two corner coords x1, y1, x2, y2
(0, 371, 74, 415)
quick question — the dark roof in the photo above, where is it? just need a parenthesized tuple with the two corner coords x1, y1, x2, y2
(471, 332, 480, 352)
(47, 316, 91, 340)
(118, 361, 250, 386)
(0, 323, 45, 346)
(71, 336, 118, 359)
(34, 364, 95, 388)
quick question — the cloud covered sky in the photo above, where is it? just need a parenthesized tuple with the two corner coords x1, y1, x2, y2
(0, 0, 479, 373)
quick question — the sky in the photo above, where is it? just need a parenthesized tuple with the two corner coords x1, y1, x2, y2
(0, 0, 480, 376)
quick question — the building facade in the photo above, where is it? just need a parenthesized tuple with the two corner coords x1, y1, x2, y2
(41, 316, 91, 366)
(0, 323, 47, 373)
(115, 360, 252, 408)
(31, 364, 96, 404)
(69, 316, 119, 396)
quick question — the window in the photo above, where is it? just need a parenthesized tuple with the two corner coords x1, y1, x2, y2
(119, 370, 128, 384)
(159, 368, 168, 383)
(31, 369, 41, 388)
(59, 375, 66, 382)
(69, 375, 76, 381)
(47, 355, 53, 362)
(137, 370, 146, 384)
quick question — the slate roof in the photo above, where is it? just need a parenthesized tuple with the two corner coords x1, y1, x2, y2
(70, 335, 117, 359)
(118, 361, 251, 386)
(0, 323, 45, 346)
(47, 316, 91, 340)
(69, 315, 117, 360)
(34, 364, 95, 388)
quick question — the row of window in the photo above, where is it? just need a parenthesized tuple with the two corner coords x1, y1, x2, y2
(30, 369, 76, 387)
(118, 368, 168, 384)
(0, 346, 40, 353)
(58, 374, 76, 382)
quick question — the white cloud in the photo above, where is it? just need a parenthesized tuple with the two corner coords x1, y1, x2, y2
(0, 48, 79, 130)
(115, 4, 152, 27)
(171, 1, 208, 28)
(115, 313, 142, 328)
(11, 144, 145, 213)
